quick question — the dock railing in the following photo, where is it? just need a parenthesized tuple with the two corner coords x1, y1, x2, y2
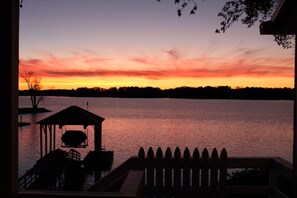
(67, 149, 81, 161)
(17, 147, 293, 198)
(18, 149, 82, 191)
(18, 149, 68, 190)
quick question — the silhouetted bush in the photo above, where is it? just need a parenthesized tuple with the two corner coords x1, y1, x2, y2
(227, 168, 292, 198)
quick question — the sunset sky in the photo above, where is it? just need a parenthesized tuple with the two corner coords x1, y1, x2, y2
(19, 0, 294, 90)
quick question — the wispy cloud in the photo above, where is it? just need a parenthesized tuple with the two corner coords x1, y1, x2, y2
(19, 48, 294, 80)
(166, 48, 181, 60)
(130, 57, 154, 65)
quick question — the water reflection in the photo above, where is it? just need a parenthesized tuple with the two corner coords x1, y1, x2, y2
(18, 97, 293, 189)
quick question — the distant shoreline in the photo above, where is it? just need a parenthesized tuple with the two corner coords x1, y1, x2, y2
(19, 86, 294, 100)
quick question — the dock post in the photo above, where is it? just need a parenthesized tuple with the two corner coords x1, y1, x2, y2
(94, 124, 102, 152)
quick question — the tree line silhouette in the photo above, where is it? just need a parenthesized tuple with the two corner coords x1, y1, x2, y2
(19, 86, 294, 100)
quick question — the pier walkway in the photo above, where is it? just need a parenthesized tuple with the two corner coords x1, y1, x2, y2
(18, 149, 81, 190)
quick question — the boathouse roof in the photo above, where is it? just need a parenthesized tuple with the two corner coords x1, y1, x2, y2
(37, 105, 105, 126)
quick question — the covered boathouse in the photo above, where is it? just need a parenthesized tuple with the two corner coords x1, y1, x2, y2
(18, 105, 113, 190)
(37, 105, 106, 157)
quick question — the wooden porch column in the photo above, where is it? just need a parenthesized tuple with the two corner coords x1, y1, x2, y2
(54, 125, 56, 151)
(40, 125, 43, 158)
(49, 125, 52, 153)
(293, 34, 297, 197)
(0, 0, 19, 196)
(259, 1, 297, 194)
(94, 124, 102, 152)
(45, 125, 48, 155)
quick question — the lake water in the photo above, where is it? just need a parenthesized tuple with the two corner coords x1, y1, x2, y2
(18, 96, 294, 188)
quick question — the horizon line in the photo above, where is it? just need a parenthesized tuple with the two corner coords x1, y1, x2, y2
(18, 85, 294, 91)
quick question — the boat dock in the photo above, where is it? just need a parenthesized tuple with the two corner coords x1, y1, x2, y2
(18, 148, 113, 190)
(18, 105, 114, 190)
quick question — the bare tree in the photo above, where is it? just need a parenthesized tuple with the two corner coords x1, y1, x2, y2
(20, 71, 44, 109)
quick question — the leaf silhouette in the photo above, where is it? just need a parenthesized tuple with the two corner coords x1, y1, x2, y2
(177, 9, 182, 17)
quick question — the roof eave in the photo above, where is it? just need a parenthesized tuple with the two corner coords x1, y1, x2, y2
(260, 21, 297, 35)
(260, 0, 297, 35)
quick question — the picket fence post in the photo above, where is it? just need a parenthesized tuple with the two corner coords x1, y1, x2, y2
(137, 147, 228, 197)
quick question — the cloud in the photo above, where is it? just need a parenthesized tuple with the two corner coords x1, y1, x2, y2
(19, 48, 294, 80)
(166, 48, 181, 60)
(130, 57, 153, 65)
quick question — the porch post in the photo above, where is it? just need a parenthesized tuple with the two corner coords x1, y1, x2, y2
(94, 124, 102, 152)
(0, 0, 19, 196)
(40, 125, 43, 158)
(293, 35, 297, 197)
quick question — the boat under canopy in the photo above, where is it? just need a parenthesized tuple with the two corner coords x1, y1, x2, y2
(61, 130, 88, 148)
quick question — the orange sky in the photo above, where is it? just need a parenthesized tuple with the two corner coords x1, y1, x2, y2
(19, 0, 294, 90)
